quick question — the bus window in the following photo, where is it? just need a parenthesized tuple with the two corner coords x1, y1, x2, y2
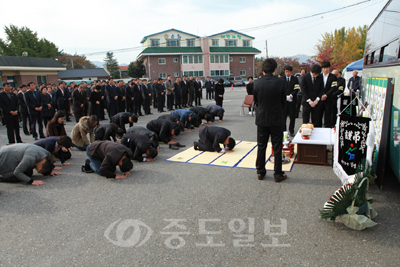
(382, 39, 399, 63)
(370, 51, 375, 65)
(365, 54, 369, 65)
(379, 46, 386, 62)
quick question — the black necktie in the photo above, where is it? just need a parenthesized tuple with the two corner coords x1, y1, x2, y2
(313, 77, 316, 84)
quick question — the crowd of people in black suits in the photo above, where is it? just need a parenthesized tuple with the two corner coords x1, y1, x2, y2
(0, 74, 231, 185)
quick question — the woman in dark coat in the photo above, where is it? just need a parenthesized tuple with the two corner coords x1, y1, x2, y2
(214, 79, 225, 107)
(41, 87, 54, 127)
(45, 110, 72, 160)
(46, 110, 67, 137)
(90, 85, 102, 119)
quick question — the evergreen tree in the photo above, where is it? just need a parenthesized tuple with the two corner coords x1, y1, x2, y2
(104, 52, 120, 79)
(127, 60, 146, 78)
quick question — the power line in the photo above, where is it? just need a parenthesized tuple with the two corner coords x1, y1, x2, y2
(237, 0, 372, 32)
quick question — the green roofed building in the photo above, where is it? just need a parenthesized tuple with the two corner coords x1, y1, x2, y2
(137, 29, 261, 79)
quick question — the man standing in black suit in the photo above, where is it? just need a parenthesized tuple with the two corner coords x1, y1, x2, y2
(143, 79, 152, 115)
(56, 81, 71, 122)
(282, 65, 299, 137)
(133, 78, 144, 116)
(195, 76, 202, 106)
(17, 84, 30, 135)
(106, 78, 119, 118)
(125, 81, 134, 113)
(72, 84, 87, 122)
(25, 82, 45, 140)
(0, 82, 22, 144)
(320, 60, 338, 128)
(180, 76, 189, 107)
(301, 64, 324, 127)
(156, 78, 165, 113)
(187, 76, 195, 107)
(253, 58, 287, 182)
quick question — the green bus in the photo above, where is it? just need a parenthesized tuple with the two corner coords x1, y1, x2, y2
(362, 0, 400, 184)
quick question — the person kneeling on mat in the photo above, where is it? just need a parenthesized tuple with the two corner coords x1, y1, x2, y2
(194, 126, 235, 153)
(82, 140, 133, 179)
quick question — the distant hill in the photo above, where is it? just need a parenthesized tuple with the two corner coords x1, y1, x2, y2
(92, 61, 105, 68)
(291, 54, 312, 63)
(92, 61, 128, 68)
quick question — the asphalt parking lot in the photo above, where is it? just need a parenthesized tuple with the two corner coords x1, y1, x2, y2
(1, 87, 400, 266)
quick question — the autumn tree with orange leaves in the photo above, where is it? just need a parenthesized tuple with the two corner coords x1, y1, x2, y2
(313, 26, 368, 71)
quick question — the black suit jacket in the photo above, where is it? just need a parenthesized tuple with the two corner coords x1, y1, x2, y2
(0, 91, 19, 115)
(41, 93, 53, 117)
(281, 75, 300, 103)
(72, 89, 86, 113)
(253, 74, 286, 127)
(199, 126, 230, 152)
(126, 85, 134, 103)
(24, 90, 42, 115)
(300, 73, 324, 106)
(321, 73, 338, 102)
(17, 92, 28, 114)
(55, 88, 66, 109)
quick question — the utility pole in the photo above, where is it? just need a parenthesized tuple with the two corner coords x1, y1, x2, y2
(265, 40, 269, 59)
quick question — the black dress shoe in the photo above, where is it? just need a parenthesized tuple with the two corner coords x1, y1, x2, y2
(174, 142, 186, 147)
(275, 174, 287, 183)
(169, 144, 179, 150)
(258, 173, 265, 180)
(34, 137, 38, 141)
(193, 142, 199, 150)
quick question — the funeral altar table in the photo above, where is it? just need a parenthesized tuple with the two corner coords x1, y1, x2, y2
(291, 128, 335, 166)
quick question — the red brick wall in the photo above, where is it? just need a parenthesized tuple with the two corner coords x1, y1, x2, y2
(229, 55, 254, 77)
(48, 75, 58, 85)
(20, 75, 37, 85)
(148, 55, 181, 80)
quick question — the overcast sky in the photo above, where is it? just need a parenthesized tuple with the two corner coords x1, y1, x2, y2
(0, 0, 388, 65)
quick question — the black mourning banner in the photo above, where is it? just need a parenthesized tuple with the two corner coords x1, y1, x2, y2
(338, 115, 371, 175)
(340, 95, 357, 116)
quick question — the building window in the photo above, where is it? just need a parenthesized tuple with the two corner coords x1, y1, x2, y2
(210, 54, 229, 63)
(240, 70, 246, 76)
(36, 75, 47, 85)
(187, 39, 195, 47)
(181, 55, 203, 64)
(212, 39, 218, 46)
(7, 75, 18, 88)
(174, 72, 179, 77)
(158, 58, 166, 65)
(243, 40, 250, 47)
(159, 73, 167, 79)
(229, 57, 233, 62)
(167, 40, 180, 47)
(225, 40, 237, 47)
(230, 71, 234, 76)
(173, 58, 178, 63)
(151, 39, 160, 47)
(182, 70, 204, 77)
(240, 57, 246, 63)
(210, 70, 229, 76)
